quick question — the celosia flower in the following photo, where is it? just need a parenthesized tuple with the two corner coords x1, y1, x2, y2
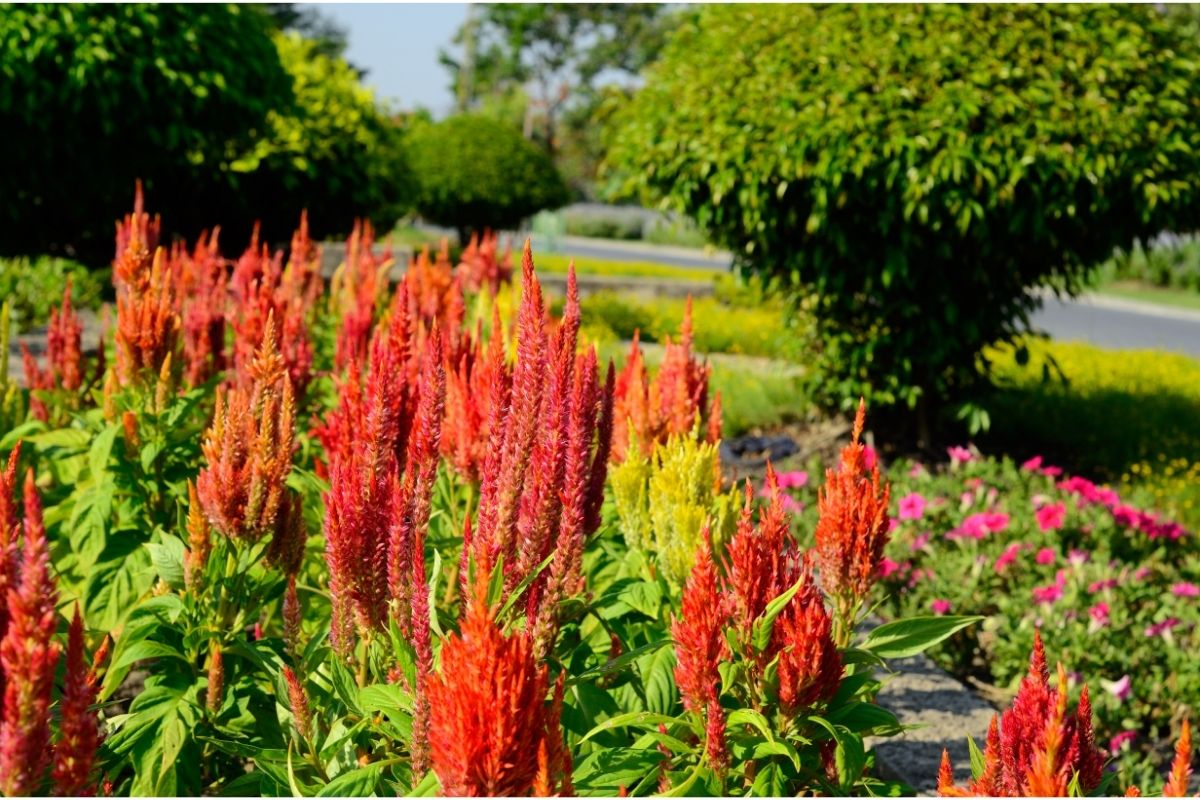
(0, 471, 61, 796)
(938, 634, 1104, 797)
(51, 607, 102, 796)
(206, 644, 223, 713)
(1172, 582, 1200, 598)
(611, 297, 717, 462)
(180, 229, 229, 387)
(426, 586, 568, 796)
(197, 315, 296, 542)
(673, 532, 728, 715)
(898, 492, 926, 521)
(1036, 502, 1067, 532)
(814, 399, 891, 644)
(456, 230, 513, 295)
(1163, 719, 1192, 798)
(1035, 548, 1056, 566)
(115, 245, 181, 386)
(931, 599, 952, 615)
(1104, 674, 1132, 703)
(283, 666, 312, 740)
(0, 443, 21, 704)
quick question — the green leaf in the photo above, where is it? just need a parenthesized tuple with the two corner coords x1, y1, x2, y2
(752, 576, 806, 651)
(496, 552, 554, 622)
(640, 645, 676, 715)
(750, 760, 788, 796)
(318, 763, 383, 797)
(828, 701, 901, 735)
(145, 533, 187, 589)
(968, 734, 986, 781)
(580, 711, 690, 744)
(407, 769, 441, 797)
(328, 659, 361, 716)
(113, 640, 188, 670)
(727, 708, 774, 742)
(89, 422, 119, 478)
(359, 683, 412, 716)
(861, 616, 983, 660)
(750, 739, 802, 771)
(568, 639, 671, 684)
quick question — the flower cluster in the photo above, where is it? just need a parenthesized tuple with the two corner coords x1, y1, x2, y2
(331, 220, 392, 372)
(814, 400, 891, 644)
(611, 298, 720, 462)
(455, 230, 512, 295)
(674, 468, 843, 770)
(0, 451, 103, 795)
(22, 280, 99, 421)
(197, 316, 296, 542)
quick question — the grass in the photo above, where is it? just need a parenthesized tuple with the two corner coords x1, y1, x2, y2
(1092, 279, 1200, 313)
(534, 251, 723, 282)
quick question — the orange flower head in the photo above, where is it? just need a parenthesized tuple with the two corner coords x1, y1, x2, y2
(51, 606, 102, 796)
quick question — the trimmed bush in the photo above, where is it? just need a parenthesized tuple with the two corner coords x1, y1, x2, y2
(609, 5, 1200, 423)
(407, 115, 569, 237)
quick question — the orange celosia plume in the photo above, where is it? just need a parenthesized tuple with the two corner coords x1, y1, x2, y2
(813, 399, 891, 644)
(426, 583, 568, 796)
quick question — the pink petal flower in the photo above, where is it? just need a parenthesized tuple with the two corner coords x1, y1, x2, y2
(1145, 618, 1181, 638)
(1089, 578, 1118, 593)
(911, 532, 931, 551)
(1035, 547, 1056, 565)
(775, 470, 808, 490)
(1109, 731, 1137, 753)
(863, 445, 878, 471)
(1105, 674, 1132, 703)
(994, 543, 1022, 574)
(1035, 502, 1067, 532)
(1089, 602, 1110, 627)
(1067, 549, 1090, 567)
(879, 558, 903, 579)
(1172, 582, 1200, 598)
(907, 463, 926, 479)
(1021, 455, 1044, 472)
(947, 445, 973, 465)
(930, 599, 951, 615)
(898, 492, 927, 521)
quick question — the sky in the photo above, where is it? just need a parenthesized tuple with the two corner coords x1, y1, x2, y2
(307, 3, 469, 116)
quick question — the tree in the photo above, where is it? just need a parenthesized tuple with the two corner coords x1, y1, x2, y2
(440, 3, 668, 188)
(226, 32, 413, 243)
(406, 115, 569, 239)
(608, 5, 1200, 438)
(0, 4, 293, 261)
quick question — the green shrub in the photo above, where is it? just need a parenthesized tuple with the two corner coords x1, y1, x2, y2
(609, 5, 1200, 420)
(0, 4, 292, 261)
(0, 256, 106, 330)
(1098, 237, 1200, 293)
(561, 206, 645, 240)
(228, 32, 414, 241)
(407, 115, 569, 237)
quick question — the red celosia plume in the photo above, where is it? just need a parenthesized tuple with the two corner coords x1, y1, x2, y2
(938, 633, 1106, 797)
(51, 606, 103, 796)
(0, 470, 61, 796)
(1164, 719, 1193, 797)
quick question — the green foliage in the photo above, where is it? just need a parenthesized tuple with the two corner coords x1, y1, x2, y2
(0, 4, 292, 260)
(230, 32, 414, 240)
(1096, 236, 1200, 293)
(984, 338, 1200, 481)
(407, 114, 569, 234)
(610, 5, 1200, 415)
(0, 256, 106, 330)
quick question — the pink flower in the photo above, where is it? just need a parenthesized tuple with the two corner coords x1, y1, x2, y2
(907, 463, 926, 479)
(887, 518, 900, 533)
(1145, 618, 1181, 638)
(1172, 582, 1200, 598)
(1068, 549, 1090, 567)
(911, 532, 931, 551)
(1089, 578, 1118, 593)
(931, 599, 952, 615)
(947, 511, 1009, 541)
(1035, 547, 1056, 565)
(774, 470, 808, 490)
(1105, 674, 1132, 703)
(780, 494, 805, 515)
(947, 445, 973, 465)
(1035, 502, 1067, 532)
(1089, 602, 1110, 627)
(1109, 731, 1137, 753)
(1134, 566, 1152, 581)
(863, 446, 878, 471)
(898, 492, 926, 521)
(1021, 455, 1044, 472)
(879, 558, 904, 579)
(994, 543, 1022, 574)
(1032, 569, 1068, 604)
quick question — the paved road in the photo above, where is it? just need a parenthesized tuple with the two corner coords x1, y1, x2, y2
(1031, 295, 1200, 358)
(540, 236, 1200, 357)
